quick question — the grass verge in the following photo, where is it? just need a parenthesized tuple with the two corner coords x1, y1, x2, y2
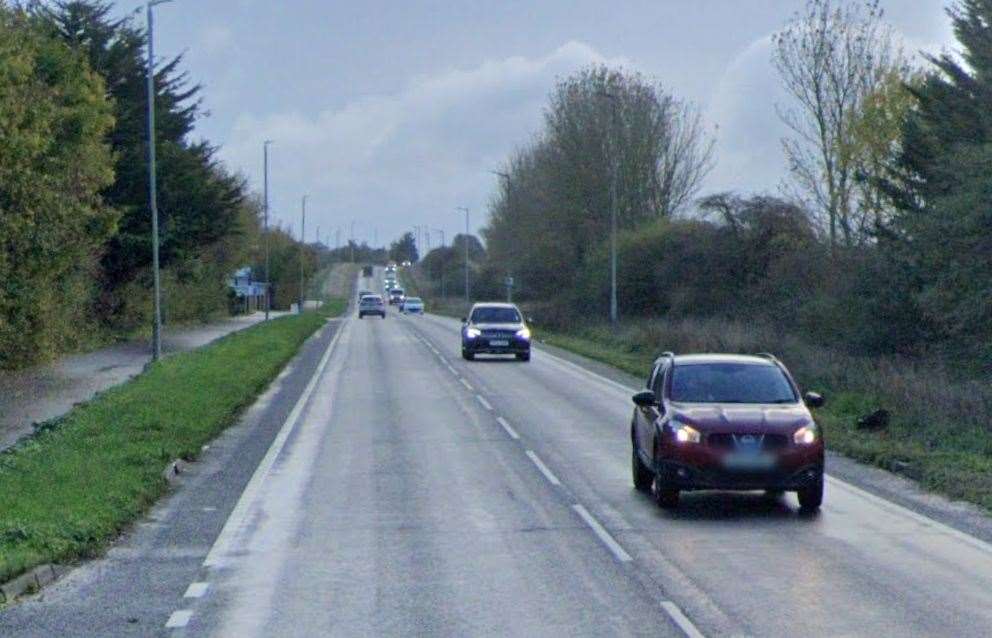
(0, 298, 347, 585)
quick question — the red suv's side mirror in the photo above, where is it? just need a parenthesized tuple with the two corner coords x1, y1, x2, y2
(632, 390, 659, 408)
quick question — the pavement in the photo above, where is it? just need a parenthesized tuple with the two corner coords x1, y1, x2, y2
(4, 267, 992, 636)
(0, 311, 289, 451)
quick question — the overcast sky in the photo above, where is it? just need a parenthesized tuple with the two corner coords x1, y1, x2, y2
(136, 0, 954, 248)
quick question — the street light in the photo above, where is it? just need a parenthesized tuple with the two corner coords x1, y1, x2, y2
(433, 228, 446, 297)
(146, 0, 173, 361)
(456, 207, 470, 304)
(299, 195, 307, 313)
(597, 90, 620, 326)
(263, 139, 274, 320)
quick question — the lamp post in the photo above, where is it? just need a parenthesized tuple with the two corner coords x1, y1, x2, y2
(146, 0, 173, 361)
(262, 140, 274, 320)
(433, 228, 446, 297)
(597, 90, 620, 326)
(456, 207, 470, 304)
(299, 195, 307, 313)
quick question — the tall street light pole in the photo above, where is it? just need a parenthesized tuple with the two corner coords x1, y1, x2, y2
(597, 90, 620, 326)
(263, 140, 273, 320)
(299, 195, 307, 313)
(456, 207, 470, 305)
(146, 0, 172, 361)
(433, 228, 446, 297)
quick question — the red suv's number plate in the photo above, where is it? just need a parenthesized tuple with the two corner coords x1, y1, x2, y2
(723, 453, 776, 471)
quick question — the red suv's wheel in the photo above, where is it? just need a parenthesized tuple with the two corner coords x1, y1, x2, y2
(631, 445, 653, 493)
(652, 475, 679, 509)
(798, 475, 824, 512)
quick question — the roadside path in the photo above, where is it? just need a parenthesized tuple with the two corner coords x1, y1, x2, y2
(0, 312, 288, 451)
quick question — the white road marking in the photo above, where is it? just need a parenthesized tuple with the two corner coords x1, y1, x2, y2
(826, 476, 992, 556)
(202, 321, 348, 568)
(572, 504, 633, 563)
(459, 378, 474, 391)
(525, 450, 561, 486)
(183, 582, 209, 598)
(660, 601, 706, 638)
(165, 610, 193, 628)
(446, 365, 458, 375)
(497, 416, 520, 440)
(476, 395, 493, 410)
(438, 356, 449, 366)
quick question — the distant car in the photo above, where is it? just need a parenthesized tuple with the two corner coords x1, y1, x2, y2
(461, 302, 531, 361)
(388, 288, 405, 305)
(401, 297, 424, 314)
(401, 260, 412, 268)
(630, 353, 825, 511)
(362, 265, 374, 277)
(357, 289, 374, 301)
(358, 294, 386, 319)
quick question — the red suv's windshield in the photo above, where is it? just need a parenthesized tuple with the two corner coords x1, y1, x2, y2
(670, 363, 797, 404)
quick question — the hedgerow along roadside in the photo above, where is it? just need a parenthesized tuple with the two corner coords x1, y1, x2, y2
(0, 298, 347, 586)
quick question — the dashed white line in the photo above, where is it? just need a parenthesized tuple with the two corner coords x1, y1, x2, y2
(571, 504, 632, 562)
(183, 582, 209, 598)
(165, 610, 193, 628)
(497, 416, 519, 440)
(459, 378, 474, 391)
(525, 450, 561, 486)
(660, 601, 706, 638)
(476, 395, 493, 410)
(446, 365, 458, 375)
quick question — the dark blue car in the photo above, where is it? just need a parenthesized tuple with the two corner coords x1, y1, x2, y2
(461, 303, 531, 361)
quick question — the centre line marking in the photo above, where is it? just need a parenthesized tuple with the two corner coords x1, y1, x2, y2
(476, 395, 493, 410)
(497, 416, 519, 440)
(660, 601, 706, 638)
(572, 504, 632, 562)
(446, 365, 458, 375)
(183, 582, 209, 598)
(460, 378, 474, 391)
(165, 610, 193, 629)
(525, 450, 561, 486)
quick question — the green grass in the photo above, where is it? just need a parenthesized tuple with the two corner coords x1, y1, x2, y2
(0, 298, 347, 585)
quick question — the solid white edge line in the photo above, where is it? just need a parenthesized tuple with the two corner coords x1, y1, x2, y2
(525, 450, 561, 486)
(660, 601, 706, 638)
(165, 609, 193, 629)
(497, 416, 520, 440)
(459, 378, 474, 391)
(825, 476, 992, 556)
(476, 395, 493, 411)
(571, 503, 632, 563)
(202, 320, 347, 568)
(183, 582, 209, 598)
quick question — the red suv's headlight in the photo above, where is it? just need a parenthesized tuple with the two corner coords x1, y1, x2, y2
(794, 423, 819, 445)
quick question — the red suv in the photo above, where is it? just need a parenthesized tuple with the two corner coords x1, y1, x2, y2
(630, 353, 825, 511)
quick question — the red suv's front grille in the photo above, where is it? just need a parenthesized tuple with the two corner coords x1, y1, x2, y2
(706, 433, 789, 451)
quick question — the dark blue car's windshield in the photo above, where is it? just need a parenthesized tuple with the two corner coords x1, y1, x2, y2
(471, 307, 521, 323)
(670, 363, 796, 404)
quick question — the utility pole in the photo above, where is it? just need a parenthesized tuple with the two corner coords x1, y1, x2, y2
(456, 207, 470, 304)
(263, 140, 274, 320)
(146, 0, 172, 361)
(335, 226, 341, 250)
(350, 220, 356, 263)
(299, 195, 307, 313)
(433, 228, 446, 297)
(598, 90, 620, 326)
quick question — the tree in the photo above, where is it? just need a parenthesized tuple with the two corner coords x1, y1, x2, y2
(388, 232, 418, 264)
(34, 2, 247, 323)
(881, 0, 992, 362)
(0, 7, 115, 367)
(772, 0, 909, 248)
(484, 65, 714, 300)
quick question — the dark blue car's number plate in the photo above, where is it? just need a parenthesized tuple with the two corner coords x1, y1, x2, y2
(489, 339, 509, 347)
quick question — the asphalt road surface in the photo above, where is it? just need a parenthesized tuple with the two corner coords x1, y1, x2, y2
(5, 269, 992, 637)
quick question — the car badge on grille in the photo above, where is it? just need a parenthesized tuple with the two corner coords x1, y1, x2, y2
(734, 434, 763, 450)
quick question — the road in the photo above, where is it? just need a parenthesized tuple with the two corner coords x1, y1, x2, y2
(4, 268, 992, 636)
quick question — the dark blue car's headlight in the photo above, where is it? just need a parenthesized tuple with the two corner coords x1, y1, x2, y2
(515, 327, 531, 340)
(465, 327, 481, 339)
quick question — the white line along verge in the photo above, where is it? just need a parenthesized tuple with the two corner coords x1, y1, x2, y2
(165, 609, 193, 629)
(660, 601, 706, 638)
(476, 395, 493, 411)
(525, 450, 561, 486)
(183, 582, 209, 598)
(571, 504, 633, 563)
(497, 416, 520, 440)
(447, 365, 458, 375)
(459, 378, 474, 391)
(202, 321, 347, 568)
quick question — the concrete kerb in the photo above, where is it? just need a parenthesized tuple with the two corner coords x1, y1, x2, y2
(0, 564, 61, 605)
